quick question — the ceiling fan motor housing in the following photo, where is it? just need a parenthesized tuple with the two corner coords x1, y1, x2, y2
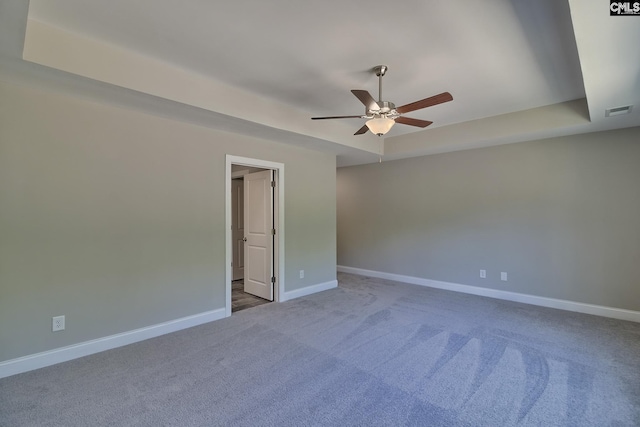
(371, 101, 399, 119)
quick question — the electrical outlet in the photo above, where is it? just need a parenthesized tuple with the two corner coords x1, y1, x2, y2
(480, 269, 486, 279)
(501, 272, 508, 281)
(52, 315, 65, 332)
(299, 270, 304, 279)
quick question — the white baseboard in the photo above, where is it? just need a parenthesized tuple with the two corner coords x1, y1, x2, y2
(0, 308, 226, 379)
(337, 265, 640, 323)
(282, 279, 338, 302)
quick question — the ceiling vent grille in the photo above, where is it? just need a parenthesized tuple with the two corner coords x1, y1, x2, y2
(605, 105, 633, 117)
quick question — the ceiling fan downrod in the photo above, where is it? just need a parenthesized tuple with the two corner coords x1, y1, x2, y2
(375, 65, 387, 103)
(371, 65, 396, 119)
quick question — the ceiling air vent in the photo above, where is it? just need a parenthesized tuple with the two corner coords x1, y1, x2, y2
(605, 105, 633, 117)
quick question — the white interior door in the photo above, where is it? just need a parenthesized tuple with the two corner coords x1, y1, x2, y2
(231, 178, 244, 281)
(244, 170, 273, 301)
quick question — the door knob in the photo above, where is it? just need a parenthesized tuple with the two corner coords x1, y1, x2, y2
(243, 237, 247, 242)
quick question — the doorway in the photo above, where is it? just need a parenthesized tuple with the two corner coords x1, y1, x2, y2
(231, 167, 271, 311)
(225, 155, 285, 317)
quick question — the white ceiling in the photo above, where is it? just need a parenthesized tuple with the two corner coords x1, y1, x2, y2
(0, 0, 638, 166)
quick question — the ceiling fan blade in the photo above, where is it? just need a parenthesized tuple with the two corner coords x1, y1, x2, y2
(396, 92, 453, 114)
(354, 124, 369, 135)
(395, 116, 433, 128)
(311, 115, 363, 120)
(351, 90, 380, 111)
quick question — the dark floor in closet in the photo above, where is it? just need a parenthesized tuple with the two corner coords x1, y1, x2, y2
(232, 280, 271, 312)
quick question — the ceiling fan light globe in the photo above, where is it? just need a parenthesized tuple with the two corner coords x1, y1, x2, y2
(366, 117, 395, 136)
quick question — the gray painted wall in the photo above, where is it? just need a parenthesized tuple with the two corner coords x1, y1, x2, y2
(337, 127, 640, 312)
(0, 80, 336, 362)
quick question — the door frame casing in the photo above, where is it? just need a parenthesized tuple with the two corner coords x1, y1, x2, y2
(225, 155, 284, 317)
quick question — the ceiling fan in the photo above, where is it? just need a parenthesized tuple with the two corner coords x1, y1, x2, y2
(312, 65, 453, 136)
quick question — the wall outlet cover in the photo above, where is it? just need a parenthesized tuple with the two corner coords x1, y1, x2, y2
(52, 315, 65, 332)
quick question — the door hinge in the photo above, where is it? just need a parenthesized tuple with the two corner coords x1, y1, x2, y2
(271, 228, 276, 235)
(271, 276, 276, 284)
(271, 180, 276, 188)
